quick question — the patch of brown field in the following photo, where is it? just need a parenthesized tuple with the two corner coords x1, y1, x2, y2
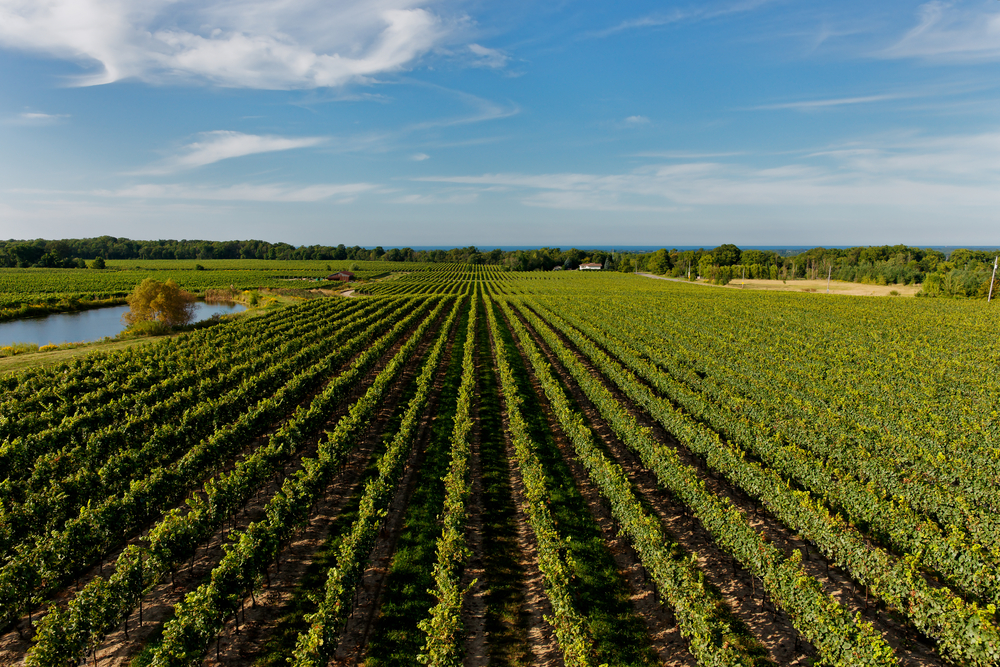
(637, 273, 921, 297)
(722, 278, 921, 296)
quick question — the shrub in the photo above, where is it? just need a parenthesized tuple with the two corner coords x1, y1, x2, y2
(120, 319, 172, 337)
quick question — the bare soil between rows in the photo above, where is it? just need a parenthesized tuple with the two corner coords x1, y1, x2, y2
(486, 310, 561, 667)
(501, 305, 698, 667)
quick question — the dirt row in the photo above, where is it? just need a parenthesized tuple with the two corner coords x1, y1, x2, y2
(503, 304, 801, 665)
(483, 308, 562, 666)
(516, 302, 946, 667)
(459, 320, 488, 667)
(499, 306, 699, 667)
(329, 302, 463, 666)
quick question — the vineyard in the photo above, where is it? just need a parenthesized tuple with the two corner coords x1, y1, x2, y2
(1, 266, 998, 667)
(0, 260, 434, 317)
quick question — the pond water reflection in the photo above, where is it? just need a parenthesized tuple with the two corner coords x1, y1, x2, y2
(0, 301, 246, 347)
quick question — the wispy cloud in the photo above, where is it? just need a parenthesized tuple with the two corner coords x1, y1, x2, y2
(583, 0, 778, 39)
(401, 83, 519, 132)
(883, 1, 1000, 62)
(632, 151, 745, 159)
(8, 111, 71, 125)
(623, 115, 651, 126)
(584, 12, 687, 39)
(392, 192, 478, 204)
(0, 0, 455, 88)
(750, 94, 904, 110)
(134, 131, 326, 174)
(95, 182, 377, 202)
(411, 153, 431, 161)
(467, 43, 509, 69)
(413, 130, 1000, 211)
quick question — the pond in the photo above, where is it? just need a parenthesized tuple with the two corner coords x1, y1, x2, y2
(0, 301, 247, 347)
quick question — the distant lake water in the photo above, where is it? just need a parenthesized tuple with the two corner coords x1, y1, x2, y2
(0, 301, 246, 347)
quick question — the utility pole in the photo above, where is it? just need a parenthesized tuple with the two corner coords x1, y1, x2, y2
(989, 256, 998, 303)
(742, 265, 746, 289)
(826, 265, 832, 294)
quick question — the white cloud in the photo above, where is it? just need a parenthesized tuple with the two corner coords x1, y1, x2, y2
(586, 12, 687, 39)
(411, 152, 430, 161)
(632, 151, 744, 158)
(393, 192, 478, 204)
(414, 130, 1000, 211)
(584, 0, 778, 39)
(623, 115, 651, 125)
(0, 0, 453, 88)
(8, 111, 71, 125)
(467, 43, 509, 69)
(884, 1, 1000, 62)
(751, 94, 904, 110)
(94, 181, 377, 202)
(21, 112, 68, 120)
(134, 131, 326, 174)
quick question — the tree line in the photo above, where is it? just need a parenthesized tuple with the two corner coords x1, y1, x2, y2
(629, 244, 1000, 298)
(3, 237, 998, 298)
(0, 238, 615, 270)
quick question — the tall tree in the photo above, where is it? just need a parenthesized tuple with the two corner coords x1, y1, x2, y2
(123, 278, 196, 328)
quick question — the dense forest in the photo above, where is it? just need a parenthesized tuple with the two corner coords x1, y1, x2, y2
(2, 237, 998, 298)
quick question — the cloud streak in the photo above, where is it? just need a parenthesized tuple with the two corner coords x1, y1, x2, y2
(134, 131, 326, 174)
(97, 181, 378, 202)
(0, 0, 454, 88)
(7, 111, 71, 125)
(584, 0, 778, 39)
(467, 43, 509, 69)
(750, 94, 904, 110)
(414, 130, 1000, 211)
(883, 1, 1000, 62)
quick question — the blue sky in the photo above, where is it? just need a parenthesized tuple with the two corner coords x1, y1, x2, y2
(1, 0, 999, 247)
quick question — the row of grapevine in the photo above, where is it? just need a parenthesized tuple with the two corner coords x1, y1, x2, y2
(0, 296, 353, 443)
(0, 297, 427, 630)
(0, 297, 361, 480)
(526, 298, 1000, 667)
(24, 296, 444, 666)
(512, 299, 899, 667)
(358, 266, 507, 297)
(482, 293, 595, 667)
(0, 299, 387, 558)
(0, 297, 396, 569)
(145, 296, 455, 667)
(554, 299, 1000, 609)
(498, 298, 768, 667)
(625, 301, 1000, 578)
(290, 293, 466, 667)
(0, 289, 325, 399)
(416, 289, 479, 666)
